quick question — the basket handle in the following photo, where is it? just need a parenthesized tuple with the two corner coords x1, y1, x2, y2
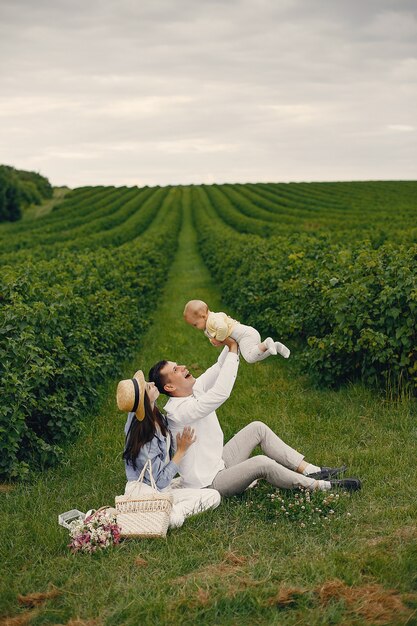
(85, 506, 114, 521)
(136, 459, 158, 491)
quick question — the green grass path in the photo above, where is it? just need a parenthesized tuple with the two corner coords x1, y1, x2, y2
(1, 188, 417, 625)
(22, 187, 70, 220)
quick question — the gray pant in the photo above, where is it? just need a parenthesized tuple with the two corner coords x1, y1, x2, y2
(210, 421, 317, 496)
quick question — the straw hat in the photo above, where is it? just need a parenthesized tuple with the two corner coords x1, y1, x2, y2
(116, 370, 146, 421)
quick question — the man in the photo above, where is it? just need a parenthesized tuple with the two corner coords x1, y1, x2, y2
(149, 338, 361, 496)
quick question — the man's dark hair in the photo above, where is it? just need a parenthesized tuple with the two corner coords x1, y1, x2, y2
(149, 360, 170, 395)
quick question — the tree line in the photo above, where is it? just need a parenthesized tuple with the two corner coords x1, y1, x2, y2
(0, 164, 53, 222)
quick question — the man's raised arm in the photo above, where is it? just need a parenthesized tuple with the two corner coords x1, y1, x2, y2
(196, 341, 232, 393)
(168, 339, 239, 425)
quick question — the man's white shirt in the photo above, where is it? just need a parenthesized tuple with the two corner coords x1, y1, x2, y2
(164, 347, 239, 488)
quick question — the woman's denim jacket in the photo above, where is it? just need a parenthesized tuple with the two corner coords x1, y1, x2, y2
(124, 412, 179, 490)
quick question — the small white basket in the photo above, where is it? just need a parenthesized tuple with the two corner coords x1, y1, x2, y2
(115, 460, 172, 538)
(58, 509, 86, 529)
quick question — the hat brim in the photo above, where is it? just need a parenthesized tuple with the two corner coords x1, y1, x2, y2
(132, 369, 146, 421)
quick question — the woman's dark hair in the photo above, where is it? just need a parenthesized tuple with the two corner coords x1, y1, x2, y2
(148, 360, 169, 395)
(123, 391, 168, 470)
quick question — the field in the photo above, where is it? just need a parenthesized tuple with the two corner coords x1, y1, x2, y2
(1, 182, 417, 625)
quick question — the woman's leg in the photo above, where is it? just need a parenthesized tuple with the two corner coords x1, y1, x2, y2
(169, 488, 221, 528)
(211, 455, 316, 496)
(222, 421, 304, 472)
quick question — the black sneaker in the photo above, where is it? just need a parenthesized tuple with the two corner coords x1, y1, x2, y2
(329, 478, 362, 492)
(308, 465, 347, 480)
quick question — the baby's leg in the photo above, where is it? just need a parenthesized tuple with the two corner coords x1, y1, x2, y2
(231, 325, 267, 363)
(275, 341, 291, 358)
(255, 336, 291, 359)
(261, 337, 277, 356)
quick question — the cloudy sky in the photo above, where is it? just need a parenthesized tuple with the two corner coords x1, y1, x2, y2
(1, 0, 416, 188)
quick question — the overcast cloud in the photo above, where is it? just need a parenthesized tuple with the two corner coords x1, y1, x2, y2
(0, 0, 416, 187)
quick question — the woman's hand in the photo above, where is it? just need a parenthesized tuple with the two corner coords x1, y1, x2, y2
(172, 426, 196, 464)
(176, 426, 196, 452)
(209, 337, 223, 347)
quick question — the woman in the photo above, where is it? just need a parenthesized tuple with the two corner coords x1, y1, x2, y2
(116, 370, 221, 528)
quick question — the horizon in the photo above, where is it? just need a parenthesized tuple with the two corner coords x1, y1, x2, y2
(3, 160, 417, 191)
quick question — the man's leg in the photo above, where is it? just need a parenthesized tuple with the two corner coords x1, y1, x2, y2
(213, 422, 360, 496)
(211, 455, 317, 496)
(222, 420, 304, 472)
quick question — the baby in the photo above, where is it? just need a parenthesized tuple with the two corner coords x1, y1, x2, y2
(183, 300, 290, 363)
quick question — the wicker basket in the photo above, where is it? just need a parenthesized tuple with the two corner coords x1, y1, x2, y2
(115, 460, 173, 538)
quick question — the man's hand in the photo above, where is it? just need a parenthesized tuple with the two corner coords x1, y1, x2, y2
(209, 336, 238, 353)
(223, 337, 238, 353)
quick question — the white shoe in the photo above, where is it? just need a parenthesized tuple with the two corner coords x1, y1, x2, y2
(275, 342, 290, 358)
(264, 337, 277, 355)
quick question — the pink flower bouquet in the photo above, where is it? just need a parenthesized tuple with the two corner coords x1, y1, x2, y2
(68, 509, 121, 554)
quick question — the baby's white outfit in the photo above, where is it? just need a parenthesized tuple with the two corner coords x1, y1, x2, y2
(204, 311, 289, 363)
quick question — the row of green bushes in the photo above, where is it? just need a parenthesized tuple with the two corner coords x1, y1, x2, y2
(0, 187, 130, 250)
(247, 181, 348, 211)
(0, 188, 182, 479)
(202, 182, 417, 245)
(0, 186, 109, 242)
(0, 187, 171, 264)
(0, 165, 53, 222)
(192, 186, 417, 394)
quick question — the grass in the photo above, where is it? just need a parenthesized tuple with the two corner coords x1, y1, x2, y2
(1, 187, 417, 625)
